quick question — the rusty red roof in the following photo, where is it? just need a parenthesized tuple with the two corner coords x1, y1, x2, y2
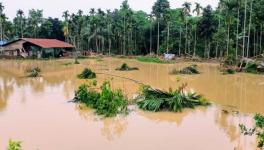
(22, 38, 74, 48)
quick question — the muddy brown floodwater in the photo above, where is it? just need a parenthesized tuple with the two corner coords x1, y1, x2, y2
(0, 58, 263, 150)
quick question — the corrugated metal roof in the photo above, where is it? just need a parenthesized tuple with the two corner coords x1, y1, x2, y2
(22, 38, 74, 48)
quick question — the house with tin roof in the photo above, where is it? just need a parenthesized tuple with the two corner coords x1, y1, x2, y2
(1, 38, 74, 58)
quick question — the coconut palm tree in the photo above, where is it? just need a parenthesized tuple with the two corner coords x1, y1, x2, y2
(193, 2, 203, 56)
(17, 9, 24, 38)
(182, 2, 191, 55)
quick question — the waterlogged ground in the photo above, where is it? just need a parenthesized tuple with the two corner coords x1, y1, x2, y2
(0, 58, 263, 150)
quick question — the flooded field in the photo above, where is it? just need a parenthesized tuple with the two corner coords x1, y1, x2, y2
(0, 58, 263, 150)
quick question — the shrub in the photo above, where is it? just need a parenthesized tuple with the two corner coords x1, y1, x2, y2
(171, 65, 200, 75)
(137, 84, 209, 112)
(77, 68, 96, 79)
(116, 63, 139, 71)
(222, 68, 236, 75)
(74, 81, 128, 117)
(25, 67, 41, 77)
(7, 140, 22, 150)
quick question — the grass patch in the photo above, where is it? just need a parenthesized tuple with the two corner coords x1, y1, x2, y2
(7, 139, 22, 150)
(137, 84, 209, 112)
(171, 65, 200, 75)
(240, 114, 264, 149)
(25, 67, 41, 77)
(136, 56, 171, 64)
(115, 63, 139, 71)
(77, 68, 96, 79)
(74, 81, 128, 117)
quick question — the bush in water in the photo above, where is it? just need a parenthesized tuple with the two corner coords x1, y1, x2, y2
(7, 140, 22, 150)
(77, 68, 96, 79)
(115, 63, 139, 71)
(74, 81, 128, 117)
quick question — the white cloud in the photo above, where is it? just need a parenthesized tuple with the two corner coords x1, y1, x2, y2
(2, 0, 219, 20)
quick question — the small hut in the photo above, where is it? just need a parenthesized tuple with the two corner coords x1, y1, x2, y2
(1, 38, 74, 58)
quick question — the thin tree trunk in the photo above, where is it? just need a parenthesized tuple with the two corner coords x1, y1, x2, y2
(242, 0, 247, 57)
(236, 3, 240, 59)
(254, 27, 256, 56)
(166, 22, 170, 54)
(246, 0, 253, 57)
(179, 26, 182, 56)
(227, 21, 230, 56)
(185, 17, 188, 54)
(157, 18, 160, 55)
(193, 28, 197, 57)
(260, 24, 263, 54)
(150, 20, 152, 54)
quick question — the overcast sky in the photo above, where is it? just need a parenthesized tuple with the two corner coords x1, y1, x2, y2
(2, 0, 219, 20)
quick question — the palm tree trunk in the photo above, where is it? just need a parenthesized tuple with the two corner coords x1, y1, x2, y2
(246, 0, 253, 57)
(193, 28, 197, 57)
(150, 21, 152, 54)
(157, 18, 160, 55)
(185, 18, 188, 54)
(227, 19, 230, 56)
(242, 0, 247, 57)
(166, 22, 170, 54)
(179, 26, 182, 56)
(236, 3, 240, 59)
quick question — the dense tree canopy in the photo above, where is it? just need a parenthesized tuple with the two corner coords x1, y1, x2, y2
(0, 0, 263, 58)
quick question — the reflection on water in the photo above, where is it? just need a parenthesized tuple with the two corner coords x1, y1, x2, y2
(0, 58, 263, 150)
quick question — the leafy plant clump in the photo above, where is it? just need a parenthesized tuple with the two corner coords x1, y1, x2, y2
(137, 84, 209, 112)
(7, 139, 22, 150)
(171, 65, 200, 75)
(136, 56, 170, 64)
(77, 68, 96, 79)
(74, 81, 128, 117)
(240, 114, 264, 149)
(25, 67, 41, 77)
(116, 63, 139, 71)
(222, 68, 236, 75)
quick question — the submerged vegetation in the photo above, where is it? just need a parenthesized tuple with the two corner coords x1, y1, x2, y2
(7, 140, 22, 150)
(74, 81, 128, 117)
(116, 63, 139, 71)
(77, 68, 96, 79)
(240, 114, 264, 149)
(171, 65, 200, 75)
(137, 84, 209, 112)
(25, 67, 41, 77)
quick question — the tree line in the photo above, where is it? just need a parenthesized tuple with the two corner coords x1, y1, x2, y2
(0, 0, 263, 59)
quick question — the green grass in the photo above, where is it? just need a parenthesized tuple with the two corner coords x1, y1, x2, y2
(77, 68, 96, 79)
(74, 81, 128, 117)
(136, 56, 171, 64)
(137, 84, 209, 112)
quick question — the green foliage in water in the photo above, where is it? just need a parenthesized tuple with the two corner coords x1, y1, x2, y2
(137, 85, 209, 112)
(25, 67, 41, 77)
(222, 68, 236, 75)
(116, 63, 139, 71)
(74, 81, 128, 117)
(7, 140, 22, 150)
(171, 65, 200, 75)
(77, 68, 96, 79)
(136, 56, 170, 64)
(244, 61, 259, 74)
(240, 114, 264, 149)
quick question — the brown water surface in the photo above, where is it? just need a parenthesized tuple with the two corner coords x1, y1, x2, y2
(0, 58, 263, 150)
